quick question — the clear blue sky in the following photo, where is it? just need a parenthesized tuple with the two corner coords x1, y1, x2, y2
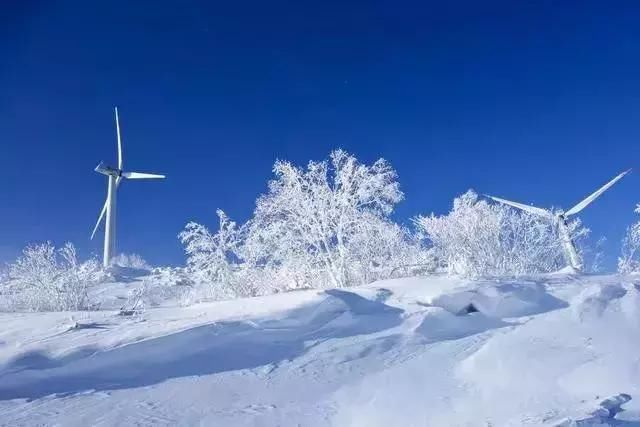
(2, 1, 640, 269)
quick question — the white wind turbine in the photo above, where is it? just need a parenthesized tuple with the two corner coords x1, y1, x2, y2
(91, 107, 166, 267)
(487, 169, 630, 271)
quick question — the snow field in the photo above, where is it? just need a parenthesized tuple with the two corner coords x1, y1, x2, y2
(1, 273, 639, 426)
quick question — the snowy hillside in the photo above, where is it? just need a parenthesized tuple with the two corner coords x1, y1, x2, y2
(1, 273, 640, 426)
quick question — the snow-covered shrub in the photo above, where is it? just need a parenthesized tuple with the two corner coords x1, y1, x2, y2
(344, 214, 433, 284)
(0, 267, 8, 285)
(150, 266, 193, 288)
(111, 253, 152, 270)
(415, 190, 587, 278)
(4, 242, 103, 311)
(618, 204, 640, 274)
(582, 236, 607, 273)
(179, 209, 241, 300)
(139, 266, 195, 307)
(0, 267, 10, 311)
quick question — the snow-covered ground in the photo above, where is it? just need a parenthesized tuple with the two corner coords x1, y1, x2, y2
(1, 272, 640, 426)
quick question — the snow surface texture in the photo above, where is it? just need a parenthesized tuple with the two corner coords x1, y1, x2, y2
(1, 273, 640, 426)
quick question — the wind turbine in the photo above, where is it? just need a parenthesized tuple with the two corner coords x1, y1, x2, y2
(91, 107, 166, 267)
(487, 169, 630, 271)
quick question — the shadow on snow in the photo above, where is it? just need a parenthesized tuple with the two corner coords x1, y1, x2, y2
(0, 289, 404, 401)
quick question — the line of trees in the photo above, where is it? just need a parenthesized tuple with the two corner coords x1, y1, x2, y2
(177, 150, 596, 303)
(414, 190, 588, 277)
(2, 149, 640, 311)
(2, 242, 104, 311)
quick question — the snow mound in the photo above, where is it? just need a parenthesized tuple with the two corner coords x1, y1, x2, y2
(572, 282, 629, 321)
(430, 280, 568, 318)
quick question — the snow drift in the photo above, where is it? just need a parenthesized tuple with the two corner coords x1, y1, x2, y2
(1, 272, 640, 426)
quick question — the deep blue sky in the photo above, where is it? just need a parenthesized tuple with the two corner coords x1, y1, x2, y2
(2, 1, 640, 269)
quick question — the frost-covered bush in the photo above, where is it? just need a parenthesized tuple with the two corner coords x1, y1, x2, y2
(4, 242, 103, 311)
(179, 209, 241, 300)
(136, 266, 195, 307)
(618, 204, 640, 274)
(179, 150, 430, 302)
(0, 267, 9, 310)
(0, 267, 8, 285)
(415, 190, 587, 278)
(111, 253, 152, 270)
(581, 236, 607, 273)
(344, 214, 433, 285)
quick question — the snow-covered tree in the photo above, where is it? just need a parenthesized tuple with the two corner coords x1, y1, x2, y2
(345, 214, 433, 284)
(415, 190, 587, 278)
(179, 150, 428, 300)
(243, 149, 407, 289)
(4, 242, 103, 311)
(179, 209, 241, 299)
(618, 204, 640, 274)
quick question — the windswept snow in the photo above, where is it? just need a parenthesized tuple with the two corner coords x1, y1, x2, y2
(1, 273, 640, 426)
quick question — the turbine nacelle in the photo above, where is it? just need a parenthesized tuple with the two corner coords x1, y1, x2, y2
(94, 161, 121, 177)
(94, 161, 165, 180)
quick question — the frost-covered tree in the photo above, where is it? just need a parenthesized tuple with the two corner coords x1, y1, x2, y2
(415, 190, 587, 278)
(179, 150, 427, 299)
(243, 149, 407, 289)
(4, 242, 103, 311)
(618, 204, 640, 274)
(345, 214, 432, 284)
(0, 266, 8, 285)
(179, 209, 241, 299)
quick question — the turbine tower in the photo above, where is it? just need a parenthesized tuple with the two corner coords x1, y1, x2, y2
(91, 107, 166, 267)
(487, 169, 630, 271)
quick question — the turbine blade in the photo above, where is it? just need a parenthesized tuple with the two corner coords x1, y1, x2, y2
(122, 171, 166, 179)
(91, 198, 108, 240)
(115, 107, 123, 170)
(487, 195, 553, 219)
(564, 169, 631, 217)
